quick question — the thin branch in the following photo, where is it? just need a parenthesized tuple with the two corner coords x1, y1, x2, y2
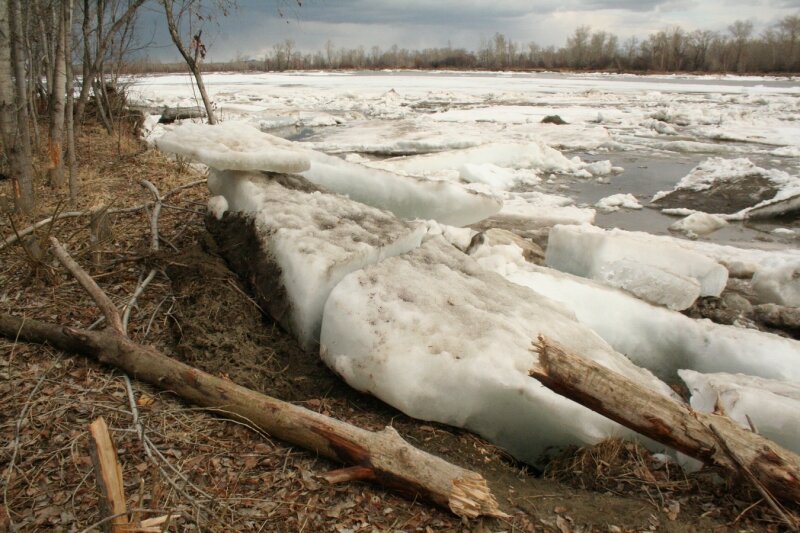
(1, 179, 206, 251)
(138, 179, 162, 252)
(49, 237, 124, 334)
(121, 269, 158, 334)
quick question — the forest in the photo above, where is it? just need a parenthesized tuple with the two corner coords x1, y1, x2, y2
(132, 16, 800, 74)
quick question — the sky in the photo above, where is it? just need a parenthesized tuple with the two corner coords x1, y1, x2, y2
(138, 0, 800, 62)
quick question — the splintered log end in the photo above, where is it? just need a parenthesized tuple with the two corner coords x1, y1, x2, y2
(449, 474, 509, 519)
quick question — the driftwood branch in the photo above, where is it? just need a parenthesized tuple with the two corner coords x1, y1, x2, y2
(529, 335, 800, 512)
(0, 313, 505, 519)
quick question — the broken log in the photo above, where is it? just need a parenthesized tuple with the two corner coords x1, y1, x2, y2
(88, 417, 128, 533)
(529, 335, 800, 509)
(0, 313, 505, 519)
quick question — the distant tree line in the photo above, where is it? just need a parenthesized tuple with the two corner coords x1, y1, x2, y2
(129, 15, 800, 75)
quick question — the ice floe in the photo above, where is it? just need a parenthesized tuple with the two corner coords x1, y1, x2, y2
(207, 169, 426, 350)
(545, 224, 728, 309)
(320, 236, 677, 464)
(680, 370, 800, 455)
(469, 238, 800, 383)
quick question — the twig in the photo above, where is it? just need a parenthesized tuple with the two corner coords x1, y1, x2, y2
(76, 508, 172, 533)
(1, 179, 206, 251)
(49, 237, 124, 334)
(122, 269, 158, 334)
(3, 353, 59, 528)
(708, 424, 799, 532)
(138, 179, 162, 252)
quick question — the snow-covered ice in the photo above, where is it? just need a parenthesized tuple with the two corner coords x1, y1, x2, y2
(320, 236, 676, 464)
(158, 122, 502, 227)
(208, 170, 426, 350)
(680, 370, 800, 455)
(595, 193, 643, 213)
(470, 239, 800, 382)
(751, 258, 800, 307)
(545, 224, 728, 309)
(652, 157, 800, 219)
(668, 212, 728, 237)
(138, 71, 800, 466)
(156, 122, 311, 173)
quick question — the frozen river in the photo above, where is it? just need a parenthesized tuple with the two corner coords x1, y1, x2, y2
(147, 71, 800, 465)
(130, 70, 800, 246)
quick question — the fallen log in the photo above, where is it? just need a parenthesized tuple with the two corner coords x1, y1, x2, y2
(529, 335, 800, 511)
(0, 313, 505, 519)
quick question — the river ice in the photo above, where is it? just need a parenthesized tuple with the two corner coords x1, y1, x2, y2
(145, 71, 800, 468)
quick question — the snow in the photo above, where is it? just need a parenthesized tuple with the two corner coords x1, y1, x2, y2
(469, 239, 800, 383)
(209, 169, 426, 350)
(300, 149, 502, 226)
(320, 236, 676, 464)
(751, 258, 800, 307)
(156, 122, 311, 173)
(137, 71, 800, 464)
(680, 370, 800, 455)
(545, 224, 728, 308)
(669, 212, 728, 237)
(499, 192, 596, 226)
(158, 123, 502, 227)
(459, 163, 540, 190)
(595, 193, 643, 213)
(207, 195, 228, 220)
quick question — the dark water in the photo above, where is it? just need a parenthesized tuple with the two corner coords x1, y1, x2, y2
(560, 151, 799, 246)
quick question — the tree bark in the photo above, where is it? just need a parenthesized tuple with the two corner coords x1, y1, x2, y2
(0, 313, 505, 519)
(529, 335, 800, 508)
(162, 0, 217, 125)
(64, 0, 78, 202)
(0, 0, 35, 216)
(48, 0, 67, 188)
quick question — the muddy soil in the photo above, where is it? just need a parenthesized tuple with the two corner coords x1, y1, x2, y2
(163, 232, 737, 532)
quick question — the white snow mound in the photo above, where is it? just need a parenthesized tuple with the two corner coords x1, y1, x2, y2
(545, 224, 728, 310)
(595, 194, 643, 213)
(669, 212, 728, 237)
(156, 122, 311, 173)
(752, 258, 800, 307)
(320, 237, 676, 464)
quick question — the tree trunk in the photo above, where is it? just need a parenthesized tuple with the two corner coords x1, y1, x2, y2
(64, 0, 78, 202)
(48, 1, 67, 188)
(0, 313, 505, 520)
(163, 0, 217, 125)
(529, 336, 800, 507)
(0, 0, 35, 216)
(74, 0, 146, 127)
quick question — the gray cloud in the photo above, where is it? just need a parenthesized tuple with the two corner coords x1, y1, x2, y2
(137, 0, 798, 61)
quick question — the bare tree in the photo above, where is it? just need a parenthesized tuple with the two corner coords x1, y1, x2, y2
(162, 0, 231, 125)
(47, 0, 67, 188)
(0, 0, 35, 215)
(729, 19, 753, 72)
